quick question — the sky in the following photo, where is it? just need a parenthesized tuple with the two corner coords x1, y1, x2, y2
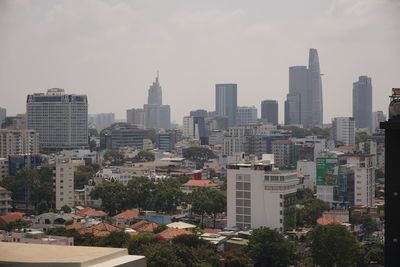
(0, 0, 399, 124)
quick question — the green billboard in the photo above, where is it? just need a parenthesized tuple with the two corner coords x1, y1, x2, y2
(316, 157, 339, 186)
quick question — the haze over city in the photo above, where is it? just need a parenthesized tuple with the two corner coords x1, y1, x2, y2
(1, 0, 399, 123)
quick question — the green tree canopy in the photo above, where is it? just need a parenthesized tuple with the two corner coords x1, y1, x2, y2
(74, 165, 99, 189)
(90, 180, 127, 215)
(296, 190, 329, 227)
(126, 176, 155, 212)
(182, 147, 216, 169)
(309, 224, 361, 267)
(247, 227, 296, 267)
(133, 150, 155, 163)
(60, 205, 72, 214)
(191, 187, 226, 227)
(221, 249, 253, 267)
(152, 183, 184, 213)
(142, 242, 185, 267)
(103, 150, 126, 165)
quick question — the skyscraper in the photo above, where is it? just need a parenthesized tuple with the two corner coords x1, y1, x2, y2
(0, 107, 6, 126)
(236, 106, 257, 125)
(144, 74, 171, 129)
(126, 108, 145, 128)
(215, 84, 237, 127)
(353, 76, 372, 130)
(27, 88, 88, 152)
(331, 117, 355, 146)
(284, 49, 323, 128)
(261, 100, 278, 125)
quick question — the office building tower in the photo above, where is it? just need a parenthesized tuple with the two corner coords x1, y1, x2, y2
(183, 116, 208, 145)
(155, 130, 177, 152)
(215, 84, 237, 127)
(331, 117, 355, 146)
(0, 129, 39, 158)
(27, 88, 88, 152)
(236, 106, 257, 125)
(190, 109, 208, 118)
(55, 158, 77, 210)
(261, 100, 278, 125)
(144, 75, 171, 129)
(8, 154, 42, 176)
(353, 76, 372, 130)
(100, 123, 145, 150)
(284, 49, 323, 128)
(0, 107, 6, 126)
(372, 111, 386, 133)
(126, 108, 145, 127)
(227, 156, 298, 232)
(88, 113, 115, 130)
(271, 140, 295, 168)
(1, 114, 27, 129)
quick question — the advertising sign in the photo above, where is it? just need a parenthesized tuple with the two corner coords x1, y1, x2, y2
(316, 157, 339, 186)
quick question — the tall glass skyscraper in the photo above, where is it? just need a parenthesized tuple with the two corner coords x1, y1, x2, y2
(284, 49, 323, 128)
(353, 76, 372, 130)
(215, 84, 237, 127)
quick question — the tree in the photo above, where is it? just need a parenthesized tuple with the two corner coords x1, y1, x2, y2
(355, 131, 371, 144)
(90, 181, 127, 215)
(36, 200, 49, 214)
(1, 219, 29, 232)
(191, 188, 226, 227)
(127, 233, 157, 255)
(74, 165, 98, 189)
(221, 249, 253, 267)
(296, 195, 329, 227)
(153, 224, 168, 234)
(141, 242, 185, 267)
(103, 150, 126, 165)
(60, 205, 72, 214)
(172, 235, 218, 267)
(358, 240, 384, 267)
(133, 150, 155, 162)
(126, 176, 154, 212)
(144, 129, 157, 144)
(247, 227, 296, 267)
(283, 126, 311, 138)
(182, 147, 216, 169)
(309, 224, 361, 267)
(152, 183, 184, 213)
(97, 231, 130, 248)
(351, 214, 378, 238)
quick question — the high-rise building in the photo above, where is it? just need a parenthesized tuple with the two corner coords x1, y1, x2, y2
(0, 129, 39, 158)
(1, 114, 26, 129)
(27, 88, 88, 152)
(236, 106, 257, 125)
(143, 75, 171, 129)
(215, 84, 237, 127)
(372, 111, 386, 133)
(100, 123, 145, 150)
(271, 140, 295, 168)
(284, 49, 323, 128)
(183, 116, 208, 145)
(331, 117, 355, 146)
(155, 130, 177, 152)
(190, 109, 208, 118)
(0, 107, 6, 126)
(88, 113, 115, 130)
(261, 100, 278, 125)
(55, 158, 85, 210)
(353, 76, 372, 130)
(0, 158, 8, 181)
(127, 108, 145, 127)
(227, 156, 298, 232)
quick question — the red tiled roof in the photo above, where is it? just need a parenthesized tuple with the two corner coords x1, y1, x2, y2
(131, 220, 159, 233)
(0, 212, 25, 225)
(183, 179, 218, 187)
(157, 228, 193, 240)
(0, 186, 10, 192)
(203, 228, 220, 234)
(113, 209, 140, 219)
(75, 207, 107, 218)
(77, 222, 121, 237)
(317, 216, 343, 225)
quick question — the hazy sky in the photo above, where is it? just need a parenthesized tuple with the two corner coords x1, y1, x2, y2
(1, 0, 399, 124)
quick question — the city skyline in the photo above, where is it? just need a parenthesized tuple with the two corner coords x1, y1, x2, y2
(0, 0, 399, 123)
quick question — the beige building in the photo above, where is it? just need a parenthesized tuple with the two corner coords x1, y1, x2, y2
(0, 129, 39, 158)
(0, 158, 8, 180)
(2, 229, 74, 246)
(0, 186, 12, 214)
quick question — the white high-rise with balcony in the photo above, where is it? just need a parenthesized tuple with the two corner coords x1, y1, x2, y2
(331, 117, 355, 146)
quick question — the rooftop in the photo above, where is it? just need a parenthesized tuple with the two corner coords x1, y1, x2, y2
(182, 179, 218, 187)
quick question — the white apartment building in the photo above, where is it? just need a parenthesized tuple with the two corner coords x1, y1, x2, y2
(236, 106, 257, 125)
(0, 129, 39, 158)
(54, 158, 84, 210)
(27, 88, 88, 151)
(94, 168, 132, 185)
(227, 156, 298, 232)
(331, 117, 355, 146)
(223, 127, 249, 156)
(345, 154, 375, 207)
(297, 160, 316, 191)
(271, 140, 294, 168)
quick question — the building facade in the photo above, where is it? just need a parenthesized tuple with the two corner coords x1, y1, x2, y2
(27, 88, 88, 152)
(236, 106, 257, 125)
(227, 159, 298, 232)
(100, 123, 145, 150)
(331, 117, 355, 146)
(0, 107, 6, 126)
(271, 140, 295, 168)
(353, 76, 373, 130)
(88, 113, 115, 131)
(261, 100, 278, 125)
(126, 108, 145, 128)
(0, 129, 39, 158)
(215, 84, 237, 127)
(0, 186, 12, 214)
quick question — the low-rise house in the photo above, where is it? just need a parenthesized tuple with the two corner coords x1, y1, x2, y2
(130, 220, 159, 233)
(75, 207, 107, 218)
(32, 213, 74, 230)
(77, 222, 121, 237)
(0, 212, 25, 228)
(113, 209, 140, 227)
(156, 228, 193, 241)
(2, 229, 73, 246)
(180, 179, 219, 194)
(166, 221, 196, 230)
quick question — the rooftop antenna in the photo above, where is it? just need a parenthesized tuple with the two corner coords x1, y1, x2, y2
(156, 70, 159, 82)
